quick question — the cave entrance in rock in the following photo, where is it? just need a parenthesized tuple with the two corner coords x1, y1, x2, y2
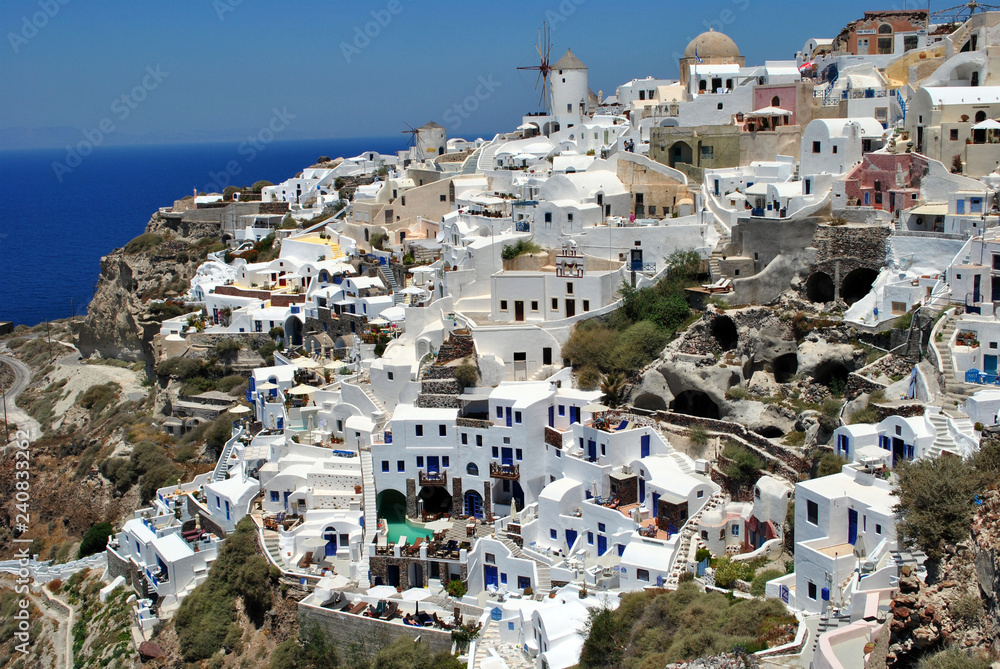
(806, 272, 835, 303)
(711, 316, 739, 351)
(813, 361, 850, 392)
(670, 390, 720, 419)
(755, 426, 784, 438)
(418, 486, 452, 515)
(841, 268, 878, 306)
(772, 354, 799, 383)
(633, 393, 667, 411)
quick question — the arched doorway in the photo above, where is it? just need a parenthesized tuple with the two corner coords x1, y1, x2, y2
(668, 142, 693, 169)
(418, 486, 452, 515)
(670, 390, 720, 419)
(841, 268, 878, 306)
(284, 316, 303, 347)
(806, 272, 835, 303)
(464, 490, 484, 519)
(322, 526, 338, 558)
(376, 489, 407, 523)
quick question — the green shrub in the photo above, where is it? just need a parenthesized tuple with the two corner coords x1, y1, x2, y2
(147, 301, 186, 319)
(750, 569, 785, 596)
(212, 338, 243, 357)
(250, 180, 273, 193)
(688, 425, 709, 446)
(206, 415, 234, 456)
(453, 360, 478, 389)
(712, 557, 754, 588)
(950, 592, 984, 624)
(721, 443, 764, 489)
(445, 579, 467, 598)
(916, 647, 992, 669)
(501, 239, 543, 260)
(77, 383, 120, 418)
(849, 404, 879, 425)
(175, 518, 280, 661)
(577, 364, 601, 390)
(157, 357, 205, 380)
(78, 523, 114, 558)
(215, 374, 247, 394)
(123, 233, 163, 254)
(725, 386, 748, 400)
(816, 452, 848, 478)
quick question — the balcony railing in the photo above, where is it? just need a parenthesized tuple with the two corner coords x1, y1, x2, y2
(418, 470, 447, 487)
(630, 261, 656, 273)
(490, 462, 520, 479)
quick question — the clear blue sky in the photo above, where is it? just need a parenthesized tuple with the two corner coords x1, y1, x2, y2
(0, 0, 913, 147)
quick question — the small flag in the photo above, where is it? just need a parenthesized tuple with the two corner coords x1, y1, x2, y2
(695, 46, 703, 63)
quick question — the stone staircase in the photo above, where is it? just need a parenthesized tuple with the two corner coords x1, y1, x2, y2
(935, 317, 977, 415)
(708, 252, 724, 281)
(436, 329, 475, 365)
(666, 491, 727, 587)
(810, 611, 853, 653)
(499, 536, 551, 594)
(926, 411, 975, 459)
(379, 265, 403, 304)
(263, 531, 284, 568)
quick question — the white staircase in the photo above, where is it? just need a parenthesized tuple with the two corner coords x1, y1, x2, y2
(935, 317, 977, 414)
(212, 427, 243, 482)
(476, 136, 501, 172)
(358, 448, 377, 589)
(461, 146, 484, 174)
(263, 532, 284, 568)
(499, 536, 551, 594)
(927, 412, 975, 459)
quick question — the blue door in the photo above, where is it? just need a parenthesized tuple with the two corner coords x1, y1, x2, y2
(638, 478, 646, 503)
(986, 355, 998, 376)
(565, 529, 578, 550)
(505, 407, 512, 427)
(587, 440, 597, 462)
(465, 491, 483, 518)
(427, 456, 440, 473)
(848, 509, 858, 545)
(283, 491, 291, 511)
(501, 448, 514, 466)
(597, 535, 608, 556)
(484, 565, 499, 588)
(224, 500, 230, 521)
(652, 493, 660, 516)
(640, 434, 650, 458)
(548, 406, 554, 427)
(569, 406, 580, 424)
(324, 531, 337, 557)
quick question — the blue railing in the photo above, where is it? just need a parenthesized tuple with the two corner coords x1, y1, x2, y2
(751, 207, 765, 217)
(630, 261, 656, 273)
(515, 221, 531, 232)
(966, 368, 1000, 385)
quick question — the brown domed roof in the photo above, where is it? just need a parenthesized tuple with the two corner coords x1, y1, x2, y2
(683, 28, 740, 60)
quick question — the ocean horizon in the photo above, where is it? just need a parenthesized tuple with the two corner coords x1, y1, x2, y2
(0, 136, 402, 327)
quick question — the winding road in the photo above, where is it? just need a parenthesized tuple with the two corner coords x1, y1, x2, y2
(0, 354, 41, 440)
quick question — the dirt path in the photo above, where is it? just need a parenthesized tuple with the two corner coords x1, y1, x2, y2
(0, 354, 41, 440)
(31, 588, 73, 669)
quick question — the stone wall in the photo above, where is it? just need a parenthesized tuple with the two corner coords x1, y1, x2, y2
(186, 494, 229, 538)
(811, 223, 892, 273)
(416, 394, 462, 409)
(105, 548, 132, 585)
(298, 601, 454, 656)
(654, 410, 810, 475)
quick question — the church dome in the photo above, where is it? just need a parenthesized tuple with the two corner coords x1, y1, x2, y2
(683, 28, 741, 60)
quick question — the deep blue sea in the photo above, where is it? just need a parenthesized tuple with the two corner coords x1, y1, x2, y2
(0, 137, 401, 327)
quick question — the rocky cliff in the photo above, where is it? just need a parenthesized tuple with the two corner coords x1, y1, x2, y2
(74, 212, 214, 363)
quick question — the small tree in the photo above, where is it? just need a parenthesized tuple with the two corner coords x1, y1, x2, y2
(251, 180, 273, 193)
(600, 371, 627, 407)
(78, 522, 114, 558)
